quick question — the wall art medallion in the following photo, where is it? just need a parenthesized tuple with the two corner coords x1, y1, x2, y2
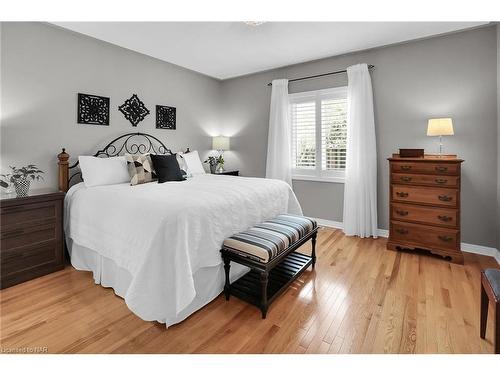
(77, 93, 110, 126)
(156, 105, 176, 130)
(118, 94, 150, 127)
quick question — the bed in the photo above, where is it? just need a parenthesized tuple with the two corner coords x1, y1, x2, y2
(59, 133, 302, 326)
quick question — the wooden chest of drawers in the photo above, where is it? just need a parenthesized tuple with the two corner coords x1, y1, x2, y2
(0, 190, 65, 289)
(387, 154, 464, 263)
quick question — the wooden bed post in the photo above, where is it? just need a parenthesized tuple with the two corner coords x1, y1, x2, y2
(57, 148, 69, 192)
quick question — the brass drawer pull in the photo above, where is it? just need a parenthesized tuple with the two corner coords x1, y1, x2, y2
(435, 166, 448, 172)
(435, 178, 448, 184)
(395, 210, 409, 216)
(438, 215, 452, 222)
(400, 166, 412, 171)
(396, 192, 409, 198)
(438, 235, 453, 242)
(438, 195, 452, 202)
(400, 176, 412, 182)
(396, 228, 409, 235)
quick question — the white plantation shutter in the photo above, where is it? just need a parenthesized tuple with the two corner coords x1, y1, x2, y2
(321, 98, 347, 171)
(289, 87, 348, 182)
(291, 101, 316, 169)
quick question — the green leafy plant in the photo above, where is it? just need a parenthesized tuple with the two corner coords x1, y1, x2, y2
(204, 155, 224, 167)
(204, 156, 218, 167)
(1, 165, 44, 184)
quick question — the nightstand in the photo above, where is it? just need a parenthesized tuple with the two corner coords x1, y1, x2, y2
(0, 189, 65, 289)
(214, 170, 239, 176)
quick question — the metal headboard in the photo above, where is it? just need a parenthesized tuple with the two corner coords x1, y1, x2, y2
(58, 132, 173, 192)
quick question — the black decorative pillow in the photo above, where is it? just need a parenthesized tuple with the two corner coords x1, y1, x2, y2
(150, 154, 185, 183)
(125, 154, 157, 186)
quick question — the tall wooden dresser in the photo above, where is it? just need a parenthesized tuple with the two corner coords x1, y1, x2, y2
(387, 154, 464, 264)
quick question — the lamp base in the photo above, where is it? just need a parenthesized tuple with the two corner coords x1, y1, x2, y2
(216, 150, 225, 173)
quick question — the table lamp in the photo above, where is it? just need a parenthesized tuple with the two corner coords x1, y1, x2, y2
(212, 136, 230, 172)
(427, 118, 454, 156)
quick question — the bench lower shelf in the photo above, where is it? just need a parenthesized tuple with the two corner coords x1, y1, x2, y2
(229, 251, 312, 310)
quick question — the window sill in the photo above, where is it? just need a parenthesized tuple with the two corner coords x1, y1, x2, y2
(292, 175, 345, 184)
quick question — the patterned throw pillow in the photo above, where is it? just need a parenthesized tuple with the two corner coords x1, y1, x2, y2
(124, 154, 157, 185)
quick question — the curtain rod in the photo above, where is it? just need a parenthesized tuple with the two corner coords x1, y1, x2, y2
(266, 64, 375, 86)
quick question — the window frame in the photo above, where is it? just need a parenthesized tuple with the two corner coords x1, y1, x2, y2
(289, 86, 348, 183)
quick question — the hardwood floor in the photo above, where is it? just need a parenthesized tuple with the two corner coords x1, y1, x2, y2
(1, 227, 499, 354)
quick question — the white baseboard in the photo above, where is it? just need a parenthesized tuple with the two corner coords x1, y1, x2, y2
(377, 229, 390, 238)
(314, 218, 389, 239)
(314, 218, 344, 230)
(313, 217, 500, 264)
(461, 243, 500, 264)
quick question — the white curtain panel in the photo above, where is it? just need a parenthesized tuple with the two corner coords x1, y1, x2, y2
(343, 64, 378, 238)
(266, 79, 292, 186)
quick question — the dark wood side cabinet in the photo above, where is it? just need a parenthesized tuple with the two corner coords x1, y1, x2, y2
(214, 170, 239, 176)
(1, 190, 65, 289)
(387, 154, 464, 264)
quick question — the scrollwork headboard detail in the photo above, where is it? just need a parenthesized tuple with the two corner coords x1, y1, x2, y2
(57, 132, 173, 192)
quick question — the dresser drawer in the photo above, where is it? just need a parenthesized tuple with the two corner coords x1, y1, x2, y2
(1, 201, 58, 226)
(391, 220, 459, 250)
(392, 185, 458, 207)
(1, 222, 58, 251)
(1, 240, 61, 277)
(390, 162, 459, 175)
(391, 173, 459, 188)
(391, 203, 458, 228)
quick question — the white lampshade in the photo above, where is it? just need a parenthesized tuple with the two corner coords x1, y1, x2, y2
(212, 136, 230, 151)
(427, 118, 454, 136)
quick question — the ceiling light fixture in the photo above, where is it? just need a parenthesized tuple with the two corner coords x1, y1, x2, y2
(244, 21, 266, 27)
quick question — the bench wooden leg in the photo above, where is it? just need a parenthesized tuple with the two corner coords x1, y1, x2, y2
(223, 255, 231, 301)
(260, 271, 268, 319)
(495, 303, 500, 354)
(480, 281, 489, 339)
(311, 231, 317, 269)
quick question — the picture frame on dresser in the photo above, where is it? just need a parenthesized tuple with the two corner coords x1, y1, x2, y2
(387, 154, 464, 264)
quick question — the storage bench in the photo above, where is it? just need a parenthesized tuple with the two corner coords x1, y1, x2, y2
(220, 214, 318, 318)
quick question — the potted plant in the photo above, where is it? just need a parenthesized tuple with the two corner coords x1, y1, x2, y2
(215, 154, 225, 173)
(204, 155, 224, 174)
(1, 165, 44, 197)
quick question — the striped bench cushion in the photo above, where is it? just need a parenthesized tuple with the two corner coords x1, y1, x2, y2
(223, 214, 317, 263)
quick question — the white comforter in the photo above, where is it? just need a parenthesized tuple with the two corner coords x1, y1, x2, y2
(65, 174, 302, 322)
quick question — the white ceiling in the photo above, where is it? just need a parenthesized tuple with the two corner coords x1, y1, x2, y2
(53, 22, 488, 80)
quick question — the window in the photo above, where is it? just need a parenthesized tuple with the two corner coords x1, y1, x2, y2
(290, 87, 348, 182)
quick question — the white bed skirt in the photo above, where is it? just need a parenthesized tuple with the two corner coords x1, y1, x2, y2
(67, 238, 249, 327)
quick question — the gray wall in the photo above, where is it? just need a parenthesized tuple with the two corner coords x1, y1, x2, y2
(0, 22, 222, 189)
(221, 25, 499, 247)
(497, 24, 500, 249)
(1, 22, 498, 248)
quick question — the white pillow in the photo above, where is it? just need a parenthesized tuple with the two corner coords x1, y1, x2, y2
(78, 156, 130, 187)
(182, 150, 206, 175)
(176, 152, 189, 173)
